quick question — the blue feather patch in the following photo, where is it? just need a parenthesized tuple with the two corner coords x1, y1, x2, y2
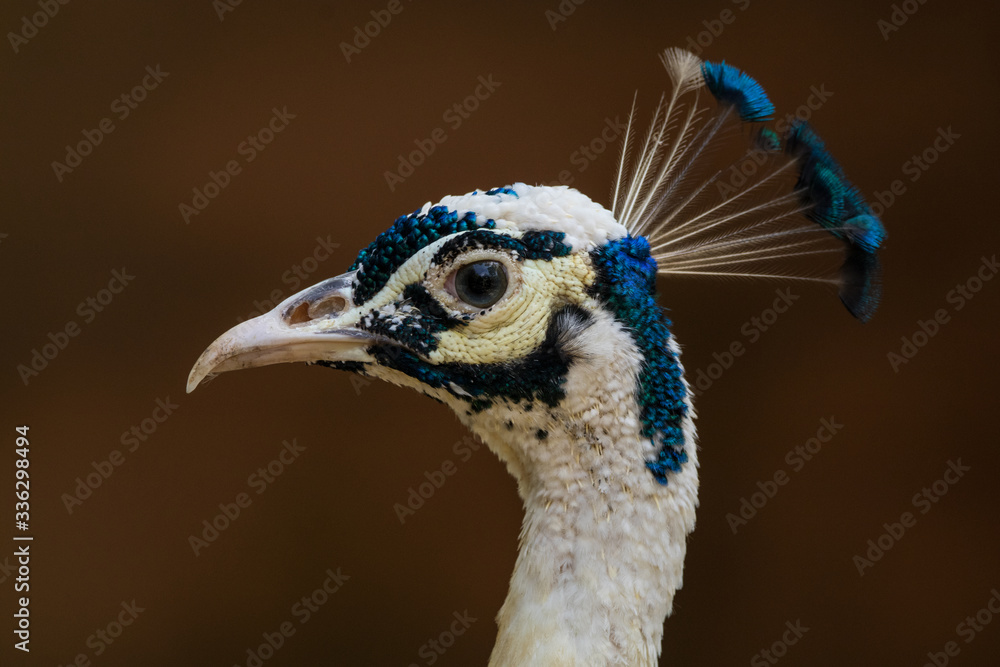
(841, 214, 886, 254)
(700, 61, 775, 122)
(589, 237, 689, 484)
(755, 127, 782, 152)
(483, 186, 519, 197)
(784, 121, 887, 322)
(785, 122, 873, 226)
(350, 206, 492, 305)
(840, 247, 883, 323)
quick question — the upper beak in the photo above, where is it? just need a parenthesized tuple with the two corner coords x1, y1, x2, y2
(186, 271, 373, 393)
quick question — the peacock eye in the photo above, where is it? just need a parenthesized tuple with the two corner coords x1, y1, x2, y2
(454, 260, 508, 308)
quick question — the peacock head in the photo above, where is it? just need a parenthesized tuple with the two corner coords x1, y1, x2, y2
(185, 184, 695, 481)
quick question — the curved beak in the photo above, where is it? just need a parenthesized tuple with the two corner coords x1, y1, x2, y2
(186, 271, 373, 393)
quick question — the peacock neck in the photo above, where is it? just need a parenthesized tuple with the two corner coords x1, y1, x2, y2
(489, 460, 692, 667)
(463, 307, 699, 667)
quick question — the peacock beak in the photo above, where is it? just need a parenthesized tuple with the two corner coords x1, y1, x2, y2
(186, 271, 373, 393)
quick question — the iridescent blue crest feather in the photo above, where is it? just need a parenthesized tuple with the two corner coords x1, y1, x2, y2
(784, 121, 886, 322)
(786, 121, 868, 227)
(614, 47, 886, 324)
(843, 214, 886, 254)
(755, 127, 782, 152)
(840, 247, 882, 323)
(700, 61, 775, 122)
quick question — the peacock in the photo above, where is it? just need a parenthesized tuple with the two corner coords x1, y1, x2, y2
(187, 48, 884, 666)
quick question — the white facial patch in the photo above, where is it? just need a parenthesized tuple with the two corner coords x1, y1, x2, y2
(329, 224, 599, 369)
(429, 253, 595, 365)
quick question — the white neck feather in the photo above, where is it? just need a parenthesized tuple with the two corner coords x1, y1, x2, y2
(460, 309, 699, 666)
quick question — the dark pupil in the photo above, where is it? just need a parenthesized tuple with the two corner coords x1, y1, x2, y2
(455, 261, 507, 308)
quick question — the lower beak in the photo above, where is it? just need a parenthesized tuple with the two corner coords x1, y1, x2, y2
(186, 271, 373, 393)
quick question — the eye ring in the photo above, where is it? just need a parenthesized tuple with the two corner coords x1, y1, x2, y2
(451, 260, 508, 309)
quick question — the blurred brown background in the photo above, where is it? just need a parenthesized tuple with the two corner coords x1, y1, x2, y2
(2, 0, 999, 665)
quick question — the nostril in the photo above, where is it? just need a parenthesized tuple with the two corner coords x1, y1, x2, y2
(308, 295, 347, 319)
(288, 302, 313, 325)
(285, 295, 349, 326)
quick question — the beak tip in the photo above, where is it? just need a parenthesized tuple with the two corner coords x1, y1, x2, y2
(186, 358, 213, 394)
